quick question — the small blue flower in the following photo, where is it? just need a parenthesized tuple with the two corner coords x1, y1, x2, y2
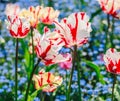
(6, 88, 11, 93)
(18, 77, 27, 86)
(18, 94, 24, 100)
(0, 89, 4, 93)
(34, 97, 40, 101)
(80, 79, 86, 86)
(87, 89, 93, 95)
(2, 85, 8, 90)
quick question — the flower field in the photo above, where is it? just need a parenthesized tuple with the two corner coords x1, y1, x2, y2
(0, 0, 120, 101)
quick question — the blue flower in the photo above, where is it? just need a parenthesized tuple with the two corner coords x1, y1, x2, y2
(0, 89, 4, 93)
(34, 97, 40, 101)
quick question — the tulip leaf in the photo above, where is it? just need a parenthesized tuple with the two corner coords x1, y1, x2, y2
(83, 59, 105, 84)
(19, 39, 32, 78)
(46, 64, 57, 72)
(28, 95, 32, 101)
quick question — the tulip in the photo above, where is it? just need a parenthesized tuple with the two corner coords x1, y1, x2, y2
(32, 69, 63, 92)
(98, 0, 120, 19)
(104, 48, 120, 74)
(6, 15, 30, 38)
(39, 7, 59, 25)
(31, 29, 70, 65)
(54, 12, 92, 48)
(19, 6, 42, 28)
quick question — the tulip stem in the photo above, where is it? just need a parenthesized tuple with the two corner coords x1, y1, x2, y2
(112, 74, 116, 101)
(50, 93, 53, 101)
(31, 27, 34, 71)
(67, 45, 77, 101)
(25, 59, 41, 101)
(65, 70, 68, 97)
(110, 17, 115, 48)
(15, 38, 19, 101)
(76, 51, 82, 101)
(105, 14, 110, 52)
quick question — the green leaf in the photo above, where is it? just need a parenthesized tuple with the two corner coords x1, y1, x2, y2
(27, 95, 32, 101)
(19, 39, 32, 78)
(83, 59, 105, 84)
(31, 90, 38, 99)
(46, 64, 57, 72)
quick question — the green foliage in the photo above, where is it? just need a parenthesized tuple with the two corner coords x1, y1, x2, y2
(83, 59, 105, 84)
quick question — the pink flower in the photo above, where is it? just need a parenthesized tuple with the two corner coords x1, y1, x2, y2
(6, 15, 30, 38)
(97, 0, 120, 19)
(39, 7, 59, 25)
(32, 29, 70, 65)
(104, 48, 120, 74)
(5, 3, 20, 16)
(32, 69, 63, 92)
(54, 12, 92, 48)
(59, 53, 72, 69)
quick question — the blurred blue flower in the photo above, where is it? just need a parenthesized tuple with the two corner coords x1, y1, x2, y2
(34, 97, 40, 101)
(87, 89, 93, 95)
(106, 98, 111, 101)
(18, 94, 24, 100)
(2, 85, 8, 90)
(18, 77, 27, 86)
(6, 88, 12, 93)
(0, 89, 4, 93)
(80, 79, 86, 86)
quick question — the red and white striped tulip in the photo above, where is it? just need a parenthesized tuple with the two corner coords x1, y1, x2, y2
(6, 15, 30, 38)
(104, 48, 120, 74)
(97, 0, 120, 19)
(32, 69, 63, 92)
(54, 12, 92, 48)
(39, 7, 59, 25)
(32, 29, 70, 65)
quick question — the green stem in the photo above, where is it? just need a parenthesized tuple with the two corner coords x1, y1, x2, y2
(15, 38, 19, 101)
(31, 27, 34, 70)
(50, 93, 53, 101)
(65, 70, 68, 97)
(110, 17, 115, 48)
(105, 14, 110, 52)
(41, 92, 46, 101)
(112, 74, 116, 101)
(67, 45, 76, 101)
(76, 50, 82, 101)
(25, 59, 41, 101)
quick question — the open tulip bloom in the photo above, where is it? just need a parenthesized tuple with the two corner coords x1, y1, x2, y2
(104, 48, 120, 74)
(97, 0, 120, 19)
(54, 12, 92, 48)
(32, 69, 63, 92)
(30, 29, 71, 65)
(38, 7, 59, 25)
(6, 15, 30, 38)
(19, 6, 42, 28)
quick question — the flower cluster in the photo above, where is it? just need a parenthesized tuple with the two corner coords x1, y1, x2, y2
(5, 4, 59, 38)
